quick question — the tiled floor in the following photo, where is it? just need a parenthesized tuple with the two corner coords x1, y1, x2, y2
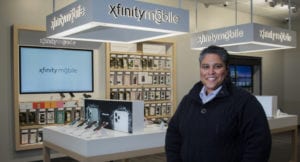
(39, 128, 300, 162)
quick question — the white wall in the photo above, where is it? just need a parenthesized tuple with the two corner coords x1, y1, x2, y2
(283, 20, 300, 124)
(0, 0, 291, 161)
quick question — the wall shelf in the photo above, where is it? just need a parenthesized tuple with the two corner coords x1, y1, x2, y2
(106, 42, 176, 119)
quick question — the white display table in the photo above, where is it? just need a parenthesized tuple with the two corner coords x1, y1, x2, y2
(43, 124, 166, 162)
(43, 115, 298, 162)
(268, 115, 298, 162)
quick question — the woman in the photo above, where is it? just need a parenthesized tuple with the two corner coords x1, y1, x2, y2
(165, 45, 271, 162)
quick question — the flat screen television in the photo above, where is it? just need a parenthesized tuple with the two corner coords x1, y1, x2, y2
(236, 65, 252, 87)
(229, 65, 253, 88)
(19, 46, 94, 94)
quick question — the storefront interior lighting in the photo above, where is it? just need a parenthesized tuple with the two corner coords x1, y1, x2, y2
(267, 0, 297, 13)
(46, 0, 189, 43)
(191, 0, 296, 53)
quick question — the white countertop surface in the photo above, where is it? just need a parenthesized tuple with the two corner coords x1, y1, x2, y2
(268, 114, 298, 130)
(43, 115, 298, 157)
(43, 124, 166, 157)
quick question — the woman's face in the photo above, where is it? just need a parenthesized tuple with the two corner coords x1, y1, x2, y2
(200, 53, 228, 94)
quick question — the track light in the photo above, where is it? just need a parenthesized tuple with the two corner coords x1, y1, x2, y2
(223, 1, 229, 7)
(59, 92, 65, 98)
(269, 0, 277, 7)
(291, 6, 297, 13)
(69, 92, 75, 98)
(83, 93, 91, 98)
(268, 0, 297, 13)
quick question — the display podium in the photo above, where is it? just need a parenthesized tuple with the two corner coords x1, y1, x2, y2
(268, 115, 298, 162)
(43, 124, 166, 162)
(43, 115, 298, 162)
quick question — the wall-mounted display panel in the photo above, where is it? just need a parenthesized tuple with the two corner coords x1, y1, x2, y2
(229, 55, 262, 95)
(19, 46, 94, 94)
(13, 25, 99, 151)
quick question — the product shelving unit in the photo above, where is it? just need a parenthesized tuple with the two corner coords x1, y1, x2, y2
(13, 25, 44, 151)
(13, 25, 85, 151)
(105, 42, 176, 119)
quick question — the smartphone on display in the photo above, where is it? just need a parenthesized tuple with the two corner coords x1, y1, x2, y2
(113, 110, 129, 132)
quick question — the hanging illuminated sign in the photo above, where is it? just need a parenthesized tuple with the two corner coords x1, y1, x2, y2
(46, 0, 189, 43)
(19, 29, 101, 49)
(191, 23, 296, 53)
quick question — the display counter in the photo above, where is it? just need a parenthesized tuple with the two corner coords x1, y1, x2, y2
(268, 115, 298, 162)
(43, 124, 166, 162)
(43, 115, 298, 162)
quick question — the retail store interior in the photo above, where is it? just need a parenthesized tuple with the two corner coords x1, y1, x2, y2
(1, 0, 300, 162)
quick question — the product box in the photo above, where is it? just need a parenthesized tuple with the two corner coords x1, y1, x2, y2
(28, 109, 37, 125)
(55, 108, 65, 124)
(29, 129, 37, 144)
(21, 129, 29, 144)
(19, 109, 27, 125)
(255, 96, 278, 117)
(84, 99, 144, 133)
(38, 109, 46, 125)
(46, 109, 55, 124)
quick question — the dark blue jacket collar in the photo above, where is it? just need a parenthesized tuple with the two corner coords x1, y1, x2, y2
(187, 78, 233, 104)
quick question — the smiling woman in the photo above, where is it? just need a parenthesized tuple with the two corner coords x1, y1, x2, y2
(199, 53, 228, 95)
(165, 45, 272, 162)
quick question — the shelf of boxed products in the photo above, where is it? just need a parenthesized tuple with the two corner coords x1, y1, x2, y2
(110, 71, 172, 87)
(111, 51, 172, 57)
(110, 51, 143, 55)
(110, 69, 171, 73)
(17, 100, 84, 150)
(110, 88, 172, 101)
(110, 54, 172, 71)
(144, 102, 172, 119)
(110, 84, 171, 89)
(106, 42, 176, 119)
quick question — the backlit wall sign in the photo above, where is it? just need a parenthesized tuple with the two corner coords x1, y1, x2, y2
(46, 0, 189, 43)
(191, 23, 296, 53)
(19, 29, 101, 49)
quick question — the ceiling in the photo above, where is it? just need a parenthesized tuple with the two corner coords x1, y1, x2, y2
(188, 0, 300, 22)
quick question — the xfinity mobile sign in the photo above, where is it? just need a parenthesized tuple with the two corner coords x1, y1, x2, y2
(191, 23, 296, 53)
(46, 0, 189, 43)
(107, 3, 180, 24)
(50, 5, 87, 31)
(195, 28, 245, 46)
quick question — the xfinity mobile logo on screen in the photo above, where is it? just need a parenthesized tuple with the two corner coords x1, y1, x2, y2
(39, 67, 78, 74)
(196, 29, 244, 45)
(108, 3, 180, 25)
(259, 29, 292, 42)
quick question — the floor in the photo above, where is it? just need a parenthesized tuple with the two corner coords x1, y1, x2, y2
(36, 128, 299, 162)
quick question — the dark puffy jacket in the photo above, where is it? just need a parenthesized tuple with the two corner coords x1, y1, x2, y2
(165, 80, 271, 162)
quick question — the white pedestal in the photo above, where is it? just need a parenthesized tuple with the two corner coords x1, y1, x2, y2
(43, 124, 166, 157)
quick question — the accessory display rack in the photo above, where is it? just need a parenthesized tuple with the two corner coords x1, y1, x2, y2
(13, 25, 85, 151)
(105, 42, 177, 119)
